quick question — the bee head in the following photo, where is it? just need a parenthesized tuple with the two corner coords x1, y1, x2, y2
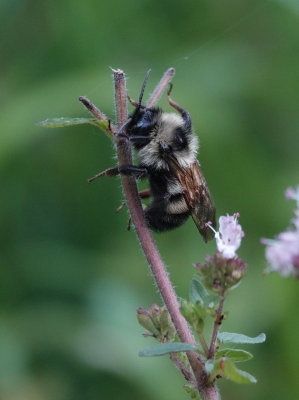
(126, 71, 198, 168)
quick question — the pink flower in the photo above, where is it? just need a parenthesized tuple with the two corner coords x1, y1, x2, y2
(285, 186, 299, 202)
(261, 185, 299, 278)
(206, 213, 244, 259)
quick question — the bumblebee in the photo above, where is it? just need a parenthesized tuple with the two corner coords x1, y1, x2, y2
(91, 73, 216, 242)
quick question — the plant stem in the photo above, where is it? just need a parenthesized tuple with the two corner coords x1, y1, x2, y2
(113, 68, 219, 399)
(146, 67, 175, 108)
(208, 293, 226, 359)
(198, 333, 210, 357)
(170, 353, 194, 383)
(113, 69, 128, 127)
(79, 96, 116, 138)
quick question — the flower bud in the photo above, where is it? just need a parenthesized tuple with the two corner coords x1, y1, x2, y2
(137, 307, 160, 337)
(194, 251, 247, 293)
(137, 304, 176, 341)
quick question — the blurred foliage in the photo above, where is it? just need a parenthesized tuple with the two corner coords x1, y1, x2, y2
(0, 0, 298, 399)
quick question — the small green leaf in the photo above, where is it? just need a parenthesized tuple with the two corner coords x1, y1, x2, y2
(205, 359, 214, 374)
(189, 278, 220, 308)
(218, 332, 266, 344)
(183, 383, 202, 399)
(37, 117, 97, 127)
(221, 359, 257, 383)
(209, 358, 257, 384)
(37, 117, 112, 137)
(180, 300, 206, 334)
(139, 342, 197, 357)
(189, 279, 208, 305)
(216, 348, 253, 362)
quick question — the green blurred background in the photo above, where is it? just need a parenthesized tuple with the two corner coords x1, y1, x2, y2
(0, 0, 298, 399)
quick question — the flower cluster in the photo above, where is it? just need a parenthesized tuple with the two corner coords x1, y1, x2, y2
(261, 186, 299, 278)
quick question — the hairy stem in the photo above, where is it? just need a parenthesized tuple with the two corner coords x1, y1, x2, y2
(170, 353, 194, 383)
(79, 96, 116, 138)
(113, 69, 218, 399)
(208, 293, 226, 359)
(198, 333, 210, 357)
(146, 67, 175, 108)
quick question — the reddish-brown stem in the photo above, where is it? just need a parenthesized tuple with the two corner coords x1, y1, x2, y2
(170, 353, 194, 383)
(79, 96, 116, 134)
(208, 293, 226, 359)
(113, 69, 218, 399)
(113, 69, 128, 128)
(146, 67, 175, 108)
(198, 332, 210, 357)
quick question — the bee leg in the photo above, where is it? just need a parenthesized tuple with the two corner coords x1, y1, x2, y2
(88, 166, 122, 183)
(116, 201, 127, 213)
(116, 189, 151, 213)
(129, 136, 150, 145)
(167, 83, 191, 131)
(139, 189, 151, 200)
(117, 189, 150, 232)
(118, 165, 148, 178)
(127, 217, 132, 231)
(115, 202, 132, 231)
(124, 188, 151, 231)
(89, 165, 148, 183)
(107, 119, 112, 133)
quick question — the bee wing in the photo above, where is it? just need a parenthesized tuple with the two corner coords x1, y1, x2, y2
(169, 158, 216, 242)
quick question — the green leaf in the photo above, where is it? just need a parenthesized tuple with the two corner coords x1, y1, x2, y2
(189, 279, 208, 305)
(36, 117, 112, 137)
(183, 383, 202, 399)
(221, 359, 257, 383)
(218, 332, 266, 344)
(216, 348, 253, 362)
(37, 117, 98, 127)
(205, 359, 214, 374)
(209, 358, 257, 384)
(139, 342, 197, 357)
(189, 278, 219, 307)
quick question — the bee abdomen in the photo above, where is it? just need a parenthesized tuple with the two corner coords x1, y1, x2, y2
(144, 199, 190, 232)
(165, 196, 189, 214)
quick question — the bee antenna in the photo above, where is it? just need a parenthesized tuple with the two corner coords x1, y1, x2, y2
(138, 69, 151, 107)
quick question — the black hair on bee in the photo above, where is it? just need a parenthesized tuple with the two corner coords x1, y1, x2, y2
(91, 71, 216, 242)
(124, 71, 216, 241)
